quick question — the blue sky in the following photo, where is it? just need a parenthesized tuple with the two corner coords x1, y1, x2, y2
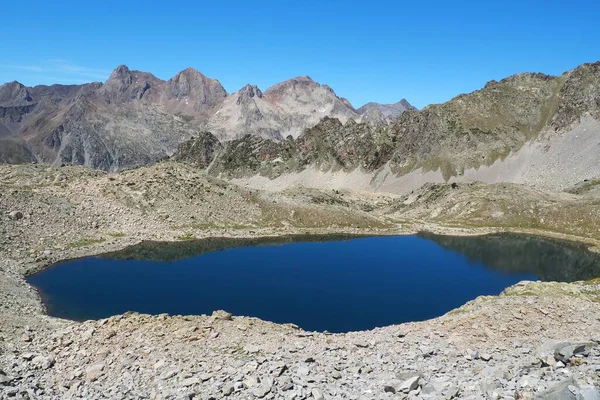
(1, 0, 598, 109)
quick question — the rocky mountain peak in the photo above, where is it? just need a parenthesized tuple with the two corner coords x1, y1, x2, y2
(236, 84, 263, 104)
(110, 64, 131, 78)
(166, 68, 227, 112)
(0, 81, 33, 106)
(101, 65, 160, 103)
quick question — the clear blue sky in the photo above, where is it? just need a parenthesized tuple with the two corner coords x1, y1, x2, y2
(1, 0, 598, 109)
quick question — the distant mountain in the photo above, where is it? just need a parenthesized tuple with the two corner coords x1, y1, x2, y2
(357, 99, 417, 122)
(0, 67, 381, 170)
(178, 61, 600, 193)
(205, 76, 359, 141)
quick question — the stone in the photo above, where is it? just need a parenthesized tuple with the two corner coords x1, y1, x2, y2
(180, 377, 200, 387)
(399, 375, 420, 393)
(85, 363, 106, 382)
(0, 373, 12, 385)
(421, 383, 438, 395)
(311, 388, 325, 400)
(161, 369, 179, 380)
(252, 382, 272, 398)
(8, 211, 23, 221)
(199, 373, 212, 382)
(32, 355, 55, 370)
(212, 310, 232, 321)
(244, 344, 260, 353)
(332, 370, 341, 379)
(579, 387, 600, 400)
(222, 384, 234, 396)
(555, 342, 593, 362)
(243, 376, 259, 388)
(533, 378, 579, 399)
(383, 385, 396, 394)
(354, 339, 369, 348)
(480, 353, 492, 362)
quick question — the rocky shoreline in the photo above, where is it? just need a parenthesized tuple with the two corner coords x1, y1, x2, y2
(2, 163, 600, 399)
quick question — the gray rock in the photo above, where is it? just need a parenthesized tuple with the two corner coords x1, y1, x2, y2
(421, 383, 438, 395)
(8, 211, 23, 220)
(160, 369, 180, 380)
(0, 373, 12, 385)
(580, 386, 600, 400)
(252, 382, 272, 398)
(85, 362, 106, 382)
(399, 375, 420, 393)
(222, 384, 234, 396)
(555, 342, 593, 362)
(212, 310, 232, 321)
(311, 388, 325, 400)
(244, 344, 259, 353)
(199, 373, 212, 382)
(180, 377, 200, 387)
(32, 355, 55, 370)
(534, 378, 579, 400)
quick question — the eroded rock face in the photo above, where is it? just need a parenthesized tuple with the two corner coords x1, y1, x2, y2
(172, 132, 223, 168)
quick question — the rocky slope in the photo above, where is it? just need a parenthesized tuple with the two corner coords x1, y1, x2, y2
(1, 162, 600, 398)
(177, 61, 600, 194)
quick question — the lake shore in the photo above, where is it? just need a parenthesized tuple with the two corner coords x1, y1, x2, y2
(2, 162, 600, 398)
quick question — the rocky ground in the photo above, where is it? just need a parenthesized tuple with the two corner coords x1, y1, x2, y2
(1, 162, 600, 399)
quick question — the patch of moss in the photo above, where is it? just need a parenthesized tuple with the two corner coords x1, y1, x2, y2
(177, 233, 196, 241)
(108, 232, 126, 238)
(67, 238, 106, 249)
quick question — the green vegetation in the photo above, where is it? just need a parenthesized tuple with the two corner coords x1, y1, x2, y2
(67, 238, 106, 249)
(108, 232, 127, 238)
(176, 232, 196, 241)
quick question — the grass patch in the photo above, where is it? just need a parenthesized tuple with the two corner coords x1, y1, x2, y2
(177, 233, 196, 241)
(67, 238, 106, 249)
(108, 232, 126, 238)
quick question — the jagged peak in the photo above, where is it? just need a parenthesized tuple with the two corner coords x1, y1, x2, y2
(109, 65, 131, 77)
(1, 80, 26, 89)
(173, 67, 207, 79)
(0, 81, 33, 104)
(238, 84, 263, 98)
(293, 75, 314, 82)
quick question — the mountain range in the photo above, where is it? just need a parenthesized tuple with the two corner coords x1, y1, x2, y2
(1, 61, 599, 195)
(0, 66, 415, 171)
(178, 61, 600, 193)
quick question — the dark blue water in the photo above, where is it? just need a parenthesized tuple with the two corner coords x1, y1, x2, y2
(27, 233, 600, 332)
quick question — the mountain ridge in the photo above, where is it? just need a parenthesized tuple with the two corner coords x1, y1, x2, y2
(0, 65, 386, 170)
(1, 61, 598, 190)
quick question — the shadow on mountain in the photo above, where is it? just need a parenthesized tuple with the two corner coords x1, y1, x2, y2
(418, 232, 600, 282)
